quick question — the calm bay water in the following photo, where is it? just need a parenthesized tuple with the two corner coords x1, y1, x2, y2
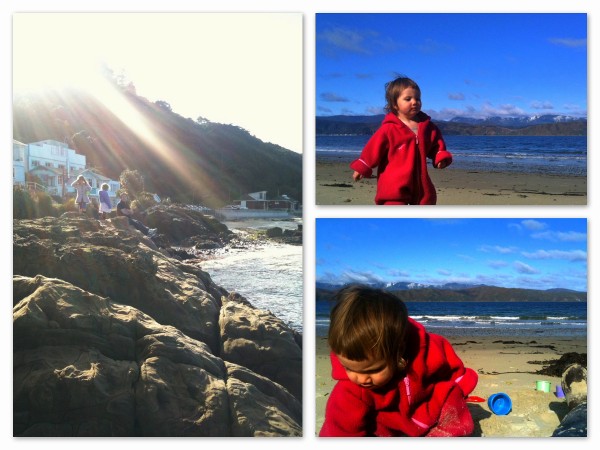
(316, 301, 587, 339)
(316, 135, 587, 177)
(200, 218, 303, 332)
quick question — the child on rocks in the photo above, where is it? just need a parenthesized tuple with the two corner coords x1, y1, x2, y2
(98, 183, 112, 220)
(319, 285, 478, 437)
(116, 192, 157, 238)
(71, 175, 92, 213)
(350, 76, 452, 205)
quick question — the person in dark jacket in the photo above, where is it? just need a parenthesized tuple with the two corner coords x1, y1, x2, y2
(116, 192, 157, 237)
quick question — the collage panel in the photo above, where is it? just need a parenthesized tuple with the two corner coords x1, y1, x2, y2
(8, 5, 594, 444)
(315, 13, 587, 206)
(12, 12, 303, 437)
(316, 218, 587, 437)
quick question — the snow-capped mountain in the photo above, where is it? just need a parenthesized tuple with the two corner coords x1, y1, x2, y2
(446, 114, 586, 127)
(316, 281, 483, 291)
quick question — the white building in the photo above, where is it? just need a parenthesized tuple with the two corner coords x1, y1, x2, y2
(12, 139, 119, 199)
(13, 140, 27, 185)
(27, 139, 86, 177)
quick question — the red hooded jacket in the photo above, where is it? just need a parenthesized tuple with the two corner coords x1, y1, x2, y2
(349, 112, 452, 205)
(319, 319, 478, 437)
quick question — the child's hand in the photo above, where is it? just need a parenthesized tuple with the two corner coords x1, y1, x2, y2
(436, 161, 448, 169)
(353, 171, 363, 181)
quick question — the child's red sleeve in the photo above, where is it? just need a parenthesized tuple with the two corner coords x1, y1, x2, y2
(319, 382, 372, 437)
(349, 128, 390, 178)
(428, 124, 453, 168)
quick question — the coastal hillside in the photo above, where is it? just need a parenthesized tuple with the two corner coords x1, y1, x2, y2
(316, 114, 587, 136)
(316, 284, 587, 303)
(13, 79, 302, 207)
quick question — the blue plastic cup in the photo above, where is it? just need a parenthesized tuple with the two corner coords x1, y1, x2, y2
(488, 392, 512, 415)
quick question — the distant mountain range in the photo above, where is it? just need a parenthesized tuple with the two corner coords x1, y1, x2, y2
(316, 114, 587, 136)
(315, 282, 587, 303)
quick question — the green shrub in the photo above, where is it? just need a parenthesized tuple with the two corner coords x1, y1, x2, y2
(131, 191, 158, 212)
(56, 198, 77, 215)
(35, 191, 56, 218)
(13, 188, 36, 219)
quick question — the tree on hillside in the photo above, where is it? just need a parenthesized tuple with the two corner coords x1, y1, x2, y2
(119, 169, 145, 198)
(155, 100, 172, 112)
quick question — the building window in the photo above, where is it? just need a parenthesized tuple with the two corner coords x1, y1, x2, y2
(31, 160, 40, 166)
(51, 146, 66, 156)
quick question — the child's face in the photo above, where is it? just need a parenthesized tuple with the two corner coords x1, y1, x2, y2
(337, 354, 395, 389)
(395, 86, 421, 120)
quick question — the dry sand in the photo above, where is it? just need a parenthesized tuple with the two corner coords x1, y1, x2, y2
(315, 161, 587, 205)
(316, 335, 587, 437)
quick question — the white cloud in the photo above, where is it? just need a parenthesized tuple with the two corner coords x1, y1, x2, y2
(387, 269, 410, 278)
(338, 270, 386, 285)
(549, 38, 587, 48)
(321, 92, 350, 103)
(448, 93, 465, 101)
(530, 231, 587, 242)
(514, 261, 539, 274)
(521, 250, 587, 262)
(531, 100, 554, 110)
(488, 260, 508, 269)
(521, 219, 548, 231)
(318, 27, 377, 55)
(479, 245, 518, 254)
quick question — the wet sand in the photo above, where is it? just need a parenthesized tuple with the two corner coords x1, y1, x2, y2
(315, 161, 587, 205)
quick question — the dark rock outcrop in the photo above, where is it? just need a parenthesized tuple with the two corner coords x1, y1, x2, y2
(220, 293, 302, 400)
(13, 213, 302, 436)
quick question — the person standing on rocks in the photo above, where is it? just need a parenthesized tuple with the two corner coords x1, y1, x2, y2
(71, 175, 92, 214)
(116, 192, 157, 237)
(98, 183, 112, 220)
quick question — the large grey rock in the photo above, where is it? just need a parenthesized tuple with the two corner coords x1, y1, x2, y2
(220, 293, 302, 400)
(13, 213, 302, 436)
(143, 204, 232, 247)
(13, 216, 225, 352)
(13, 275, 301, 436)
(226, 362, 302, 436)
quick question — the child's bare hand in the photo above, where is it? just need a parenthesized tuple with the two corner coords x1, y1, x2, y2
(436, 161, 448, 169)
(353, 171, 363, 181)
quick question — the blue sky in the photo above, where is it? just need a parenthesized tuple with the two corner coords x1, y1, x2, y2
(316, 218, 587, 292)
(316, 13, 587, 120)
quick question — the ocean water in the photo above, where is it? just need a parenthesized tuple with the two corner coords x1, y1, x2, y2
(200, 218, 303, 332)
(316, 300, 587, 339)
(316, 135, 587, 177)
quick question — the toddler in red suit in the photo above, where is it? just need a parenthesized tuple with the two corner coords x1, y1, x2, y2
(350, 76, 452, 204)
(319, 285, 478, 437)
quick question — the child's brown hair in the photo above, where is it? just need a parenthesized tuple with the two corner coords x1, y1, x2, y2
(384, 76, 421, 114)
(328, 285, 409, 370)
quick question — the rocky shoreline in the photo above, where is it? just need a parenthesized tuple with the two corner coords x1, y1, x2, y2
(13, 206, 302, 436)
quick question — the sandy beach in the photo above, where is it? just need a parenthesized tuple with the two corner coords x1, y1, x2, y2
(316, 335, 587, 437)
(315, 161, 587, 205)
